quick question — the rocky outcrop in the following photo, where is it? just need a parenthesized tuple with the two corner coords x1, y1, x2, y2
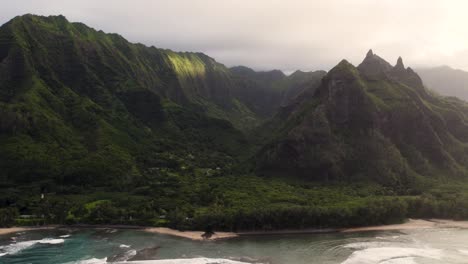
(357, 49, 393, 80)
(389, 56, 424, 90)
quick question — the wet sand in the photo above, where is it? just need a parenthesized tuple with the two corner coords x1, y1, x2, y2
(342, 218, 468, 233)
(144, 227, 238, 241)
(0, 226, 55, 235)
(3, 218, 468, 240)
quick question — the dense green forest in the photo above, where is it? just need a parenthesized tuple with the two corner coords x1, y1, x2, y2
(1, 14, 468, 231)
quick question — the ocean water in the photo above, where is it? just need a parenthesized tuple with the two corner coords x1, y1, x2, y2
(1, 227, 468, 264)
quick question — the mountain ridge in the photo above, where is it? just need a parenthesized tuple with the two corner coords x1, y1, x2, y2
(4, 14, 468, 230)
(257, 51, 468, 188)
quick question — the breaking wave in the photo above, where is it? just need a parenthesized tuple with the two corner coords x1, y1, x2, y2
(0, 237, 65, 257)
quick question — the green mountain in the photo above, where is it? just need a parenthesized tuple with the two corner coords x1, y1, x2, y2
(230, 66, 326, 118)
(258, 50, 468, 188)
(0, 14, 257, 187)
(4, 15, 468, 230)
(416, 66, 468, 101)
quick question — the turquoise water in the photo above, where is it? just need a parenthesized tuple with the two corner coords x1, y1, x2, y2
(1, 228, 468, 263)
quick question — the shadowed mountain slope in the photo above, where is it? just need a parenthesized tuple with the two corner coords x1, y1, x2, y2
(0, 14, 255, 186)
(258, 51, 468, 188)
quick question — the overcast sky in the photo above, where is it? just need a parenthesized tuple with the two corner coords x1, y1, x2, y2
(2, 0, 468, 72)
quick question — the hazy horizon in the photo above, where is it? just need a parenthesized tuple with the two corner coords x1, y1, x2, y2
(2, 0, 468, 72)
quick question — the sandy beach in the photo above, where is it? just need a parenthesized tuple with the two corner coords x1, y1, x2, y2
(144, 227, 238, 241)
(146, 219, 468, 239)
(0, 226, 56, 236)
(342, 218, 468, 233)
(3, 219, 468, 240)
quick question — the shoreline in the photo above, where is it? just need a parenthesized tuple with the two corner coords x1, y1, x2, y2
(0, 226, 56, 236)
(2, 218, 468, 240)
(341, 218, 468, 233)
(144, 227, 238, 241)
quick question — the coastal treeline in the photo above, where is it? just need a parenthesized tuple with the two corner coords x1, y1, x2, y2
(1, 172, 468, 230)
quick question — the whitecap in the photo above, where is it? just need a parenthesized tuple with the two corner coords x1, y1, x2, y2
(70, 257, 107, 264)
(39, 238, 65, 244)
(0, 240, 40, 257)
(60, 234, 71, 238)
(119, 244, 131, 248)
(0, 237, 65, 257)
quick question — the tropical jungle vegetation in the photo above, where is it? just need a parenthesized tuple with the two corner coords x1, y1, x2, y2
(1, 14, 468, 231)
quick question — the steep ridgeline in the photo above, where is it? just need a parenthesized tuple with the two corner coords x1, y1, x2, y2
(230, 66, 326, 118)
(0, 14, 269, 128)
(0, 14, 256, 186)
(416, 66, 468, 101)
(258, 50, 468, 188)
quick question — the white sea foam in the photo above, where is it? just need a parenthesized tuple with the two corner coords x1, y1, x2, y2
(0, 240, 41, 257)
(112, 258, 252, 264)
(341, 247, 442, 264)
(72, 257, 107, 264)
(343, 241, 391, 250)
(376, 236, 400, 240)
(0, 237, 65, 257)
(71, 258, 252, 264)
(119, 244, 130, 248)
(379, 257, 417, 264)
(60, 234, 71, 238)
(39, 238, 65, 244)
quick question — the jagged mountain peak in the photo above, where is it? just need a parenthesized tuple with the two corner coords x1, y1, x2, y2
(258, 50, 468, 184)
(357, 50, 393, 79)
(355, 50, 425, 90)
(395, 56, 405, 69)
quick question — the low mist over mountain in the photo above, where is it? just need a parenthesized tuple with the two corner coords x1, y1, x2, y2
(417, 66, 468, 101)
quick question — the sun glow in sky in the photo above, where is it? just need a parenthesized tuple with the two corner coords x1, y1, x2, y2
(2, 0, 468, 72)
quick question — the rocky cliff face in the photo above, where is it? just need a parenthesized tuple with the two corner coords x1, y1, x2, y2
(258, 51, 468, 186)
